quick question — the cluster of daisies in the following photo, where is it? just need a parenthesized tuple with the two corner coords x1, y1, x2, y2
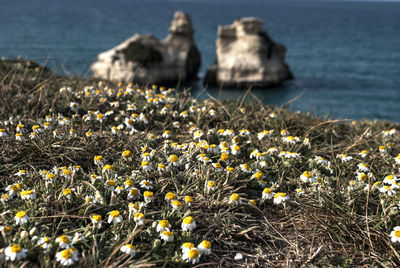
(1, 80, 400, 266)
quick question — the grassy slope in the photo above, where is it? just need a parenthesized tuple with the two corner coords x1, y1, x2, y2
(0, 59, 400, 267)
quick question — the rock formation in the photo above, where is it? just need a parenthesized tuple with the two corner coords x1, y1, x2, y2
(204, 17, 293, 89)
(91, 11, 201, 85)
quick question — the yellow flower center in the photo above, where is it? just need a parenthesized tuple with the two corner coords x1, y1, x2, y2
(134, 212, 144, 219)
(103, 164, 114, 170)
(144, 191, 153, 197)
(254, 172, 263, 179)
(183, 242, 194, 248)
(110, 210, 120, 218)
(107, 180, 116, 186)
(59, 235, 70, 243)
(275, 192, 287, 198)
(92, 215, 102, 221)
(360, 174, 367, 181)
(263, 188, 272, 194)
(208, 181, 216, 188)
(10, 244, 21, 253)
(130, 189, 139, 196)
(125, 244, 135, 249)
(231, 193, 240, 201)
(122, 150, 132, 157)
(61, 249, 72, 259)
(165, 192, 176, 200)
(94, 155, 103, 161)
(20, 190, 33, 196)
(125, 179, 133, 186)
(172, 200, 181, 207)
(16, 211, 26, 218)
(387, 175, 394, 180)
(201, 240, 211, 249)
(395, 230, 400, 237)
(169, 155, 178, 162)
(141, 161, 149, 166)
(226, 167, 234, 172)
(303, 171, 311, 178)
(188, 249, 199, 259)
(63, 188, 72, 195)
(162, 231, 173, 236)
(159, 220, 169, 228)
(185, 196, 193, 203)
(10, 185, 18, 192)
(183, 216, 194, 224)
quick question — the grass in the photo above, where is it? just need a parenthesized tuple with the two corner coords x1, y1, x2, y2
(0, 58, 400, 267)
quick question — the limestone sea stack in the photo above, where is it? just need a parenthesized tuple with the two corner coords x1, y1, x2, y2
(91, 11, 201, 85)
(204, 17, 293, 89)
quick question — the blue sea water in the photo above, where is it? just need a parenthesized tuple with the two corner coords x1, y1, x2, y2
(1, 0, 400, 121)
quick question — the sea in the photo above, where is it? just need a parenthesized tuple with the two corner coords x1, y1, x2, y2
(1, 0, 399, 121)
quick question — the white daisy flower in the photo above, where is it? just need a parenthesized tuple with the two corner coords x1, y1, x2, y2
(5, 244, 28, 261)
(181, 216, 196, 232)
(14, 211, 29, 225)
(182, 248, 200, 264)
(56, 248, 78, 266)
(160, 231, 174, 242)
(273, 192, 290, 205)
(197, 240, 212, 255)
(120, 244, 136, 256)
(108, 210, 123, 224)
(390, 226, 400, 243)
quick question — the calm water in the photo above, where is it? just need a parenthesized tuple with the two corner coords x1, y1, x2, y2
(1, 0, 400, 121)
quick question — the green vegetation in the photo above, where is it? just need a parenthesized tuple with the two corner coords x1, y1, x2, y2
(0, 59, 400, 267)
